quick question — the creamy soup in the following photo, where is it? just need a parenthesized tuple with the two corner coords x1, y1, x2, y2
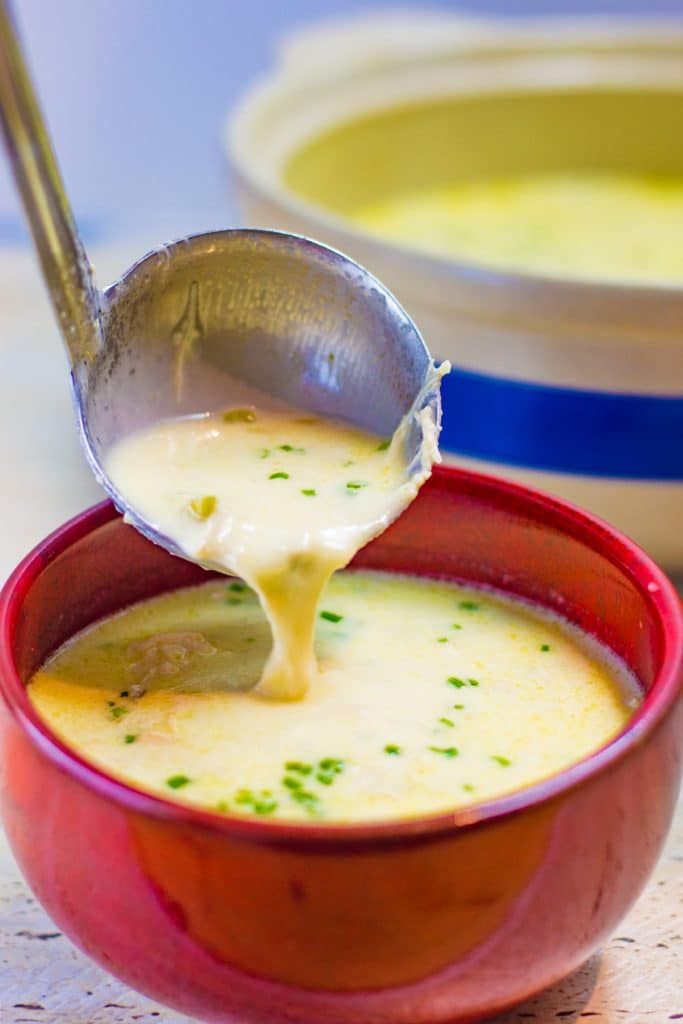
(105, 397, 440, 701)
(28, 572, 639, 822)
(351, 172, 683, 283)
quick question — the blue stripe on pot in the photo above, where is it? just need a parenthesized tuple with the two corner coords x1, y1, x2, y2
(440, 366, 683, 481)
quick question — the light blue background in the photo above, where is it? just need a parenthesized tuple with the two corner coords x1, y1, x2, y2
(2, 0, 682, 254)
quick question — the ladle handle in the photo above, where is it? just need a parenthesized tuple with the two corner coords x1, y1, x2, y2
(0, 0, 100, 365)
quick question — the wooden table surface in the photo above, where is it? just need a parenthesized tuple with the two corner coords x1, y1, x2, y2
(0, 795, 681, 1024)
(1, 252, 681, 1022)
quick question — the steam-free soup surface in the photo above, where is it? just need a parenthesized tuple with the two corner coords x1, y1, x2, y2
(351, 172, 683, 283)
(28, 572, 639, 823)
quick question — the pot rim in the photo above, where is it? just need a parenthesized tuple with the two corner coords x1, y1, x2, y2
(227, 33, 683, 325)
(1, 466, 681, 848)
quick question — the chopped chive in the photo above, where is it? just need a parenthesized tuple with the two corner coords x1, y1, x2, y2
(437, 637, 448, 643)
(428, 746, 459, 758)
(384, 744, 402, 755)
(301, 488, 317, 497)
(235, 789, 253, 804)
(285, 761, 313, 775)
(439, 717, 455, 727)
(342, 459, 355, 467)
(492, 755, 512, 767)
(269, 471, 289, 480)
(319, 758, 344, 773)
(459, 600, 480, 611)
(253, 802, 277, 816)
(166, 775, 191, 789)
(225, 597, 242, 606)
(540, 643, 551, 652)
(346, 480, 369, 490)
(291, 789, 320, 815)
(452, 623, 462, 630)
(462, 784, 475, 793)
(280, 444, 294, 451)
(468, 678, 480, 687)
(320, 610, 343, 623)
(376, 439, 391, 451)
(229, 582, 246, 593)
(258, 448, 270, 459)
(223, 407, 256, 423)
(245, 637, 256, 644)
(124, 734, 137, 744)
(316, 772, 334, 786)
(447, 676, 467, 689)
(110, 705, 129, 720)
(188, 495, 217, 520)
(283, 776, 302, 790)
(453, 703, 465, 710)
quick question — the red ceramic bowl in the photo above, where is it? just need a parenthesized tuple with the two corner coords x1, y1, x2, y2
(0, 467, 681, 1024)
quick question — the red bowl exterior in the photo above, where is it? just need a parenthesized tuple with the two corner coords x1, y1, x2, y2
(0, 467, 681, 1024)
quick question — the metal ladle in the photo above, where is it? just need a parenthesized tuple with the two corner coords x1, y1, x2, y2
(0, 0, 441, 562)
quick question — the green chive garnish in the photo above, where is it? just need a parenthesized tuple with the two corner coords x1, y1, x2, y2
(316, 772, 334, 786)
(346, 480, 369, 490)
(452, 624, 462, 630)
(124, 734, 137, 744)
(439, 717, 455, 727)
(229, 582, 246, 593)
(320, 610, 343, 623)
(384, 744, 402, 755)
(319, 758, 344, 773)
(269, 472, 289, 480)
(447, 676, 467, 689)
(259, 448, 270, 459)
(283, 776, 302, 790)
(301, 488, 317, 497)
(285, 761, 313, 775)
(167, 775, 191, 789)
(291, 789, 319, 815)
(462, 784, 475, 793)
(459, 600, 480, 611)
(540, 643, 551, 652)
(437, 637, 448, 643)
(110, 705, 128, 720)
(453, 703, 465, 710)
(492, 755, 512, 767)
(376, 439, 391, 451)
(428, 746, 459, 758)
(253, 799, 277, 816)
(468, 678, 480, 687)
(225, 597, 242, 606)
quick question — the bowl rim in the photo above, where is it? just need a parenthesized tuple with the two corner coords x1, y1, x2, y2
(1, 466, 681, 848)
